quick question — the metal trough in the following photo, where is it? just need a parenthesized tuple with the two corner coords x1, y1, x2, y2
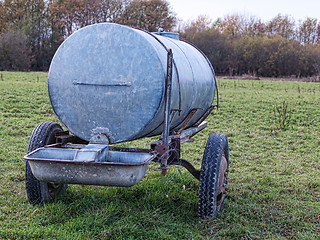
(25, 146, 156, 187)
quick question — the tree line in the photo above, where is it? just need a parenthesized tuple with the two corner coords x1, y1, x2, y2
(0, 0, 175, 71)
(181, 15, 320, 77)
(0, 0, 320, 78)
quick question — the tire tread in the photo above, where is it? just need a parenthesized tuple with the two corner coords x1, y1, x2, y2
(198, 133, 229, 219)
(25, 121, 64, 204)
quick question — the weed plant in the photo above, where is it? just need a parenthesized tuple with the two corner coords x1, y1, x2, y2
(0, 72, 319, 239)
(272, 100, 293, 131)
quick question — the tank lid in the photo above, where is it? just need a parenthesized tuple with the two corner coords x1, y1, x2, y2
(152, 28, 179, 40)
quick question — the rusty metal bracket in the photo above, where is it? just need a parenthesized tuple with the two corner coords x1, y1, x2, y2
(177, 109, 198, 134)
(168, 158, 200, 180)
(152, 131, 203, 182)
(193, 105, 216, 127)
(158, 49, 174, 176)
(151, 121, 207, 149)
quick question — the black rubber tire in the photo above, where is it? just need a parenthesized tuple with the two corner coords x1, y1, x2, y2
(25, 121, 67, 204)
(198, 133, 229, 219)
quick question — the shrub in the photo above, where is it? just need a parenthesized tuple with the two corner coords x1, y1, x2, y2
(0, 31, 31, 71)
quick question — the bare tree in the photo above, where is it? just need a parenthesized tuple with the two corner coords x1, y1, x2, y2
(120, 0, 176, 32)
(297, 18, 318, 44)
(266, 14, 296, 39)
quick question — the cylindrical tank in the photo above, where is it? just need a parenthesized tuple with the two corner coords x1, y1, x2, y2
(48, 23, 216, 143)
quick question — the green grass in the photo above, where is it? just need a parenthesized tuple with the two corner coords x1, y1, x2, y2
(0, 71, 319, 239)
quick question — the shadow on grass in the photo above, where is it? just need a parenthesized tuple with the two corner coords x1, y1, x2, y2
(32, 170, 203, 238)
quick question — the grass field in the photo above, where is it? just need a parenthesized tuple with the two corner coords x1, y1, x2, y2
(0, 71, 319, 239)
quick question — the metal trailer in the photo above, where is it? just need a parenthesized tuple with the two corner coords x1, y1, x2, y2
(24, 23, 229, 219)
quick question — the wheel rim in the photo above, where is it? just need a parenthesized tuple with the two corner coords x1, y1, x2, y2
(216, 152, 228, 211)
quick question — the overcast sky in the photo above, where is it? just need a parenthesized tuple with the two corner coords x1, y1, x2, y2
(168, 0, 320, 23)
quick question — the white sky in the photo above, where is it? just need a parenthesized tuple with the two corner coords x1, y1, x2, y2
(168, 0, 320, 22)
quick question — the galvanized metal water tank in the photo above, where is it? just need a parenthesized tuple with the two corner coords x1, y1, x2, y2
(48, 23, 216, 143)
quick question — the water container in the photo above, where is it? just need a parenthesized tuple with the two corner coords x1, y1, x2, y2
(48, 23, 216, 143)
